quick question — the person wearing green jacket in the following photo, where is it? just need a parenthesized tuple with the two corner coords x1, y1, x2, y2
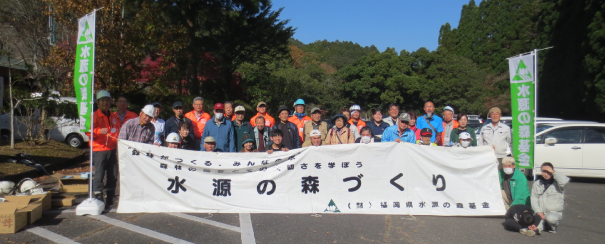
(450, 113, 477, 146)
(232, 105, 254, 152)
(499, 157, 530, 210)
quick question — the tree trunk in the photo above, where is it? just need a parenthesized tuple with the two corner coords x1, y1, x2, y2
(8, 56, 14, 149)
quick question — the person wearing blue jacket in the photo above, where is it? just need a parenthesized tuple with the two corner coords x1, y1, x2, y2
(201, 103, 235, 152)
(382, 113, 416, 143)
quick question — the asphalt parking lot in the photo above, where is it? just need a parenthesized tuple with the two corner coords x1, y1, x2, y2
(2, 178, 604, 244)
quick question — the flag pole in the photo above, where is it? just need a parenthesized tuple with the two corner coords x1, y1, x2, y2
(533, 49, 538, 181)
(88, 9, 97, 200)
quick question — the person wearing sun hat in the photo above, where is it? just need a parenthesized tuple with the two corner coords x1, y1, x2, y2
(239, 134, 258, 153)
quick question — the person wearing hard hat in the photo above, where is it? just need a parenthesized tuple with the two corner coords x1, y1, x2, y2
(348, 104, 366, 134)
(441, 106, 459, 146)
(118, 104, 156, 144)
(250, 101, 276, 127)
(90, 90, 122, 204)
(165, 132, 181, 148)
(456, 132, 473, 148)
(451, 114, 477, 147)
(287, 99, 312, 144)
(307, 129, 325, 147)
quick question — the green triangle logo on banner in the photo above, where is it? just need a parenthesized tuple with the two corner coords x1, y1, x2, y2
(324, 199, 341, 213)
(513, 60, 532, 81)
(79, 20, 93, 42)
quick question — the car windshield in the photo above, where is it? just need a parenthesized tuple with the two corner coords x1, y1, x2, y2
(537, 125, 553, 133)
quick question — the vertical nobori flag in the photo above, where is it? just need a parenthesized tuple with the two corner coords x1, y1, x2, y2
(508, 54, 535, 169)
(73, 12, 96, 132)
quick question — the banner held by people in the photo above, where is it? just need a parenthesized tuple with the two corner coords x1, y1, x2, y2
(508, 53, 535, 169)
(117, 140, 505, 216)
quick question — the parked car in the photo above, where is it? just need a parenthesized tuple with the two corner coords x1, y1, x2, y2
(0, 96, 89, 148)
(533, 123, 605, 178)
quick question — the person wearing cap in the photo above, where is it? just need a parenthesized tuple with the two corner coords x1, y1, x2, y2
(114, 95, 139, 125)
(203, 136, 219, 152)
(254, 116, 272, 152)
(417, 128, 438, 146)
(441, 106, 459, 146)
(455, 132, 473, 148)
(177, 121, 196, 150)
(325, 114, 355, 145)
(348, 104, 366, 133)
(250, 101, 275, 127)
(478, 106, 512, 167)
(165, 132, 181, 148)
(302, 107, 328, 147)
(367, 108, 389, 138)
(165, 101, 195, 146)
(500, 157, 530, 210)
(504, 204, 542, 237)
(288, 99, 312, 143)
(531, 162, 569, 233)
(266, 129, 289, 153)
(416, 101, 444, 145)
(224, 101, 235, 121)
(150, 102, 165, 146)
(232, 105, 254, 152)
(271, 105, 301, 149)
(355, 126, 380, 143)
(184, 97, 211, 148)
(383, 103, 400, 126)
(450, 113, 477, 147)
(239, 134, 258, 153)
(382, 113, 416, 143)
(118, 104, 156, 144)
(201, 103, 235, 152)
(89, 90, 121, 202)
(308, 129, 325, 147)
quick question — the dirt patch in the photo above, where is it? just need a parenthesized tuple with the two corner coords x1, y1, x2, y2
(0, 140, 86, 178)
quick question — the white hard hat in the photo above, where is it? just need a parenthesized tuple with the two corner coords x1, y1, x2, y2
(0, 181, 15, 194)
(349, 104, 361, 112)
(166, 132, 181, 143)
(96, 90, 111, 100)
(310, 129, 321, 137)
(18, 178, 37, 193)
(459, 132, 471, 140)
(142, 104, 155, 117)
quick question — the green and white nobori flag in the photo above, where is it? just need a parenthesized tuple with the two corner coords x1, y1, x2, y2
(508, 54, 535, 169)
(73, 11, 96, 132)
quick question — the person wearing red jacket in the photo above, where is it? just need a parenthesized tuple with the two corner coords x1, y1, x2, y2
(88, 90, 121, 205)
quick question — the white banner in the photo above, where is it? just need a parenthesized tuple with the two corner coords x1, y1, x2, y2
(117, 140, 506, 216)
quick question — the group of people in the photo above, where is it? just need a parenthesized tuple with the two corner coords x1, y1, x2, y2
(89, 90, 569, 236)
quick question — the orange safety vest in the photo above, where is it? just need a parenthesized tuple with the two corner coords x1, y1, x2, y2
(441, 120, 459, 144)
(112, 110, 138, 130)
(250, 113, 276, 128)
(348, 118, 366, 132)
(89, 109, 122, 151)
(288, 115, 312, 143)
(184, 110, 211, 139)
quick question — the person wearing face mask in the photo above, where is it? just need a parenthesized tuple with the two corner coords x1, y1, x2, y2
(450, 113, 477, 147)
(416, 101, 444, 145)
(355, 126, 380, 144)
(499, 157, 530, 210)
(531, 162, 569, 233)
(455, 132, 473, 148)
(381, 113, 416, 143)
(200, 103, 235, 152)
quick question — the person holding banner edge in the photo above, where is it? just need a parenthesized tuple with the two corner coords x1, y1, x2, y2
(89, 90, 121, 205)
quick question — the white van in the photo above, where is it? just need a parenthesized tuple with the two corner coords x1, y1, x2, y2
(0, 96, 89, 148)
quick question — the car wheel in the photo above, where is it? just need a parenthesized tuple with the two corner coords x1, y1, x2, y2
(66, 134, 83, 148)
(1, 130, 9, 141)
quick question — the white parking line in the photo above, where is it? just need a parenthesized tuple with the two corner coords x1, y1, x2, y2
(26, 226, 80, 244)
(239, 213, 256, 244)
(166, 213, 241, 232)
(89, 215, 195, 244)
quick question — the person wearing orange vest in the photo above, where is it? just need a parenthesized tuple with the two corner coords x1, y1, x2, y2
(348, 104, 366, 134)
(184, 96, 211, 150)
(113, 95, 138, 127)
(250, 101, 276, 128)
(287, 99, 312, 143)
(89, 90, 122, 205)
(441, 106, 459, 146)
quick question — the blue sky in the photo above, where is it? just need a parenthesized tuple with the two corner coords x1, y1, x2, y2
(270, 0, 475, 52)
